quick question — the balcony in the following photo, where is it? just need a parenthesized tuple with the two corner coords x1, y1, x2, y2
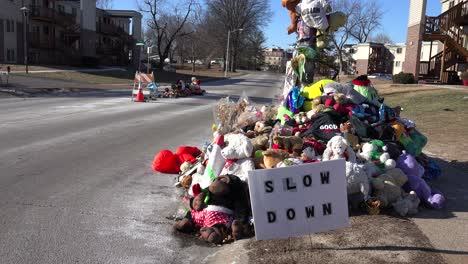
(96, 22, 130, 39)
(29, 5, 75, 25)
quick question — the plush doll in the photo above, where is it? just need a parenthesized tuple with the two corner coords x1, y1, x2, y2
(340, 121, 360, 151)
(302, 79, 335, 111)
(277, 158, 304, 168)
(316, 11, 347, 49)
(262, 149, 290, 169)
(293, 112, 310, 129)
(301, 146, 319, 163)
(358, 140, 396, 171)
(220, 134, 255, 182)
(396, 152, 445, 209)
(345, 161, 371, 200)
(370, 168, 409, 208)
(322, 135, 357, 162)
(250, 134, 270, 155)
(152, 146, 201, 174)
(323, 82, 367, 105)
(282, 0, 301, 34)
(392, 191, 420, 216)
(174, 175, 250, 244)
(273, 135, 303, 156)
(352, 75, 382, 106)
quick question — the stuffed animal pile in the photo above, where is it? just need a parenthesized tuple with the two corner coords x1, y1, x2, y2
(148, 0, 446, 245)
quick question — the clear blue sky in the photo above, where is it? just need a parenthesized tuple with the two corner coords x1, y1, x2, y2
(112, 0, 443, 48)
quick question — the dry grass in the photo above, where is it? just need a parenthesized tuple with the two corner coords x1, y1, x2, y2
(12, 64, 244, 85)
(377, 86, 468, 162)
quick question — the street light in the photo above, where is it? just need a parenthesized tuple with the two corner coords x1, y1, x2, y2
(20, 6, 29, 74)
(225, 28, 243, 78)
(147, 45, 154, 74)
(136, 42, 145, 73)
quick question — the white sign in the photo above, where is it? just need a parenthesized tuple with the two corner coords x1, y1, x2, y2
(248, 159, 349, 240)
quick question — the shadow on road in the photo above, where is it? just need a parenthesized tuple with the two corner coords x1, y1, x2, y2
(410, 158, 468, 220)
(319, 245, 468, 256)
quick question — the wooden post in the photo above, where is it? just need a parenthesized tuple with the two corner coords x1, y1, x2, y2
(440, 40, 446, 83)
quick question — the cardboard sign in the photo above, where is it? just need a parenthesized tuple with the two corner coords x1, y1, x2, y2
(248, 159, 349, 240)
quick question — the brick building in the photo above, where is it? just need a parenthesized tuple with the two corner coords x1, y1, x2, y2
(404, 0, 467, 83)
(0, 0, 142, 67)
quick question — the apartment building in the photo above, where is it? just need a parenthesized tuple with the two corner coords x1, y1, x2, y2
(0, 0, 142, 67)
(404, 0, 467, 83)
(342, 42, 438, 75)
(263, 47, 293, 71)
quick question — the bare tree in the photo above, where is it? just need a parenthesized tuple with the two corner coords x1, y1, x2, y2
(205, 0, 271, 72)
(349, 0, 384, 43)
(139, 0, 197, 69)
(330, 0, 360, 75)
(331, 0, 384, 74)
(370, 33, 394, 44)
(96, 0, 113, 9)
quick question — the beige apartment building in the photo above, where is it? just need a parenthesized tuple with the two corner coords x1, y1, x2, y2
(343, 42, 439, 75)
(0, 0, 142, 67)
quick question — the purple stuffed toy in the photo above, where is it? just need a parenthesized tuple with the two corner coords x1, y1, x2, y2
(396, 152, 445, 209)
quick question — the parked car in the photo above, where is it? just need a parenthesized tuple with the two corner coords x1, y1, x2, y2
(368, 73, 393, 80)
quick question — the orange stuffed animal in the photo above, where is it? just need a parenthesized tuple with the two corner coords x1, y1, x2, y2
(282, 0, 300, 35)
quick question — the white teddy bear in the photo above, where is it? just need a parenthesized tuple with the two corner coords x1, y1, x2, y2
(345, 161, 371, 200)
(322, 135, 357, 163)
(220, 133, 255, 182)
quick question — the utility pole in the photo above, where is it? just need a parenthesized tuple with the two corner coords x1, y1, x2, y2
(20, 5, 29, 74)
(225, 28, 243, 78)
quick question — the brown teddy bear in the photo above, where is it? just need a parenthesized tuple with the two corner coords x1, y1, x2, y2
(273, 135, 303, 156)
(263, 149, 290, 169)
(282, 0, 300, 34)
(173, 175, 252, 244)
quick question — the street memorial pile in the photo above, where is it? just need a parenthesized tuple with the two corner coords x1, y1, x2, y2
(157, 77, 206, 98)
(151, 0, 446, 244)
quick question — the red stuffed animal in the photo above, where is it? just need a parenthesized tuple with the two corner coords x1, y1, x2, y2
(152, 146, 201, 174)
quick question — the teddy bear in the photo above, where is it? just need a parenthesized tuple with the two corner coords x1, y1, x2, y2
(345, 161, 371, 201)
(262, 149, 290, 169)
(220, 133, 255, 182)
(301, 146, 319, 163)
(174, 175, 251, 244)
(250, 134, 269, 155)
(281, 0, 301, 34)
(322, 135, 357, 162)
(272, 135, 303, 156)
(358, 140, 396, 171)
(392, 191, 420, 216)
(340, 121, 360, 151)
(396, 152, 445, 209)
(370, 168, 408, 208)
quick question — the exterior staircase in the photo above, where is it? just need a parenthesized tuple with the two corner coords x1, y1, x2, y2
(420, 0, 467, 83)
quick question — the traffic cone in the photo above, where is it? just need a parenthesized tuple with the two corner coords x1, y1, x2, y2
(135, 84, 145, 102)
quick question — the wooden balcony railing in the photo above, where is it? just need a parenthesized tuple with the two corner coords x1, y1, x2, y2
(29, 5, 75, 25)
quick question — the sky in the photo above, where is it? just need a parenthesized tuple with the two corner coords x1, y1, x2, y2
(112, 0, 443, 48)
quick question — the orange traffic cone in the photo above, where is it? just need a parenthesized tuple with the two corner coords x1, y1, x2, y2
(135, 86, 145, 102)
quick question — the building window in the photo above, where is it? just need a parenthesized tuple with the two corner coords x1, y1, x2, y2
(58, 5, 65, 14)
(6, 20, 15, 33)
(449, 1, 455, 8)
(396, 48, 403, 54)
(7, 49, 15, 62)
(72, 8, 77, 17)
(43, 25, 49, 35)
(395, 61, 401, 67)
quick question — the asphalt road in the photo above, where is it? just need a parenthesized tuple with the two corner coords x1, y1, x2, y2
(0, 72, 282, 264)
(1, 72, 466, 264)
